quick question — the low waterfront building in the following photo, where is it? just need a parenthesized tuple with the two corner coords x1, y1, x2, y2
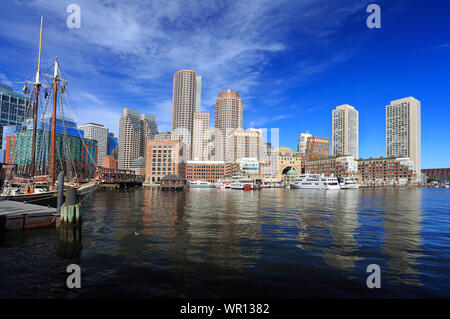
(358, 157, 418, 186)
(130, 156, 146, 176)
(259, 148, 279, 178)
(305, 155, 360, 180)
(277, 147, 302, 181)
(225, 162, 241, 178)
(237, 157, 259, 175)
(285, 168, 298, 184)
(160, 174, 186, 190)
(421, 168, 450, 183)
(144, 140, 187, 183)
(185, 160, 225, 182)
(102, 155, 118, 169)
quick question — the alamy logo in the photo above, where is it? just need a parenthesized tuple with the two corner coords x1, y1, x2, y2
(66, 264, 81, 288)
(366, 4, 381, 29)
(66, 4, 81, 29)
(366, 264, 381, 288)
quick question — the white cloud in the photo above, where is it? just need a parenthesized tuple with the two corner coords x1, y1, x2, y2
(0, 0, 368, 131)
(0, 73, 13, 87)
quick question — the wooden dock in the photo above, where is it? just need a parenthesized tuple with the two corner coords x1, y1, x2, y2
(0, 200, 58, 232)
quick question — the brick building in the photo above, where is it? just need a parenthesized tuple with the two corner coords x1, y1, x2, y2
(305, 155, 359, 180)
(358, 157, 418, 186)
(305, 136, 329, 162)
(102, 155, 118, 169)
(185, 160, 225, 182)
(145, 140, 187, 183)
(421, 168, 450, 183)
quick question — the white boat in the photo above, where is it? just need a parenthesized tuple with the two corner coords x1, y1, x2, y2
(338, 177, 360, 189)
(215, 178, 231, 189)
(188, 180, 216, 189)
(230, 176, 254, 190)
(290, 174, 341, 190)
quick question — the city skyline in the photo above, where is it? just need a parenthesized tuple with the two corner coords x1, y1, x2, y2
(0, 1, 449, 168)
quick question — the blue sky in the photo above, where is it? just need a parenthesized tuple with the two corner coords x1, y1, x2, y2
(0, 0, 449, 168)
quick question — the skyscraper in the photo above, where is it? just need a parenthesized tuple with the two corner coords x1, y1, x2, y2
(305, 136, 329, 162)
(214, 89, 243, 161)
(78, 123, 109, 166)
(119, 108, 141, 169)
(297, 131, 312, 153)
(171, 70, 201, 159)
(118, 108, 158, 169)
(225, 129, 261, 163)
(195, 76, 202, 113)
(332, 104, 359, 159)
(192, 112, 209, 161)
(386, 97, 421, 173)
(0, 83, 31, 149)
(140, 114, 158, 157)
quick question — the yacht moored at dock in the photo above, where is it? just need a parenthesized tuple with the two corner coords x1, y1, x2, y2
(188, 180, 216, 188)
(338, 177, 360, 189)
(230, 176, 254, 190)
(290, 174, 341, 190)
(215, 178, 231, 189)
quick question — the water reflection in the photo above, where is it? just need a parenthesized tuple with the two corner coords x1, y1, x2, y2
(382, 189, 423, 286)
(1, 187, 448, 298)
(57, 225, 82, 259)
(184, 189, 262, 270)
(322, 190, 360, 274)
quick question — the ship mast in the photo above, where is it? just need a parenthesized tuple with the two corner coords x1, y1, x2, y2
(50, 58, 58, 184)
(30, 16, 44, 178)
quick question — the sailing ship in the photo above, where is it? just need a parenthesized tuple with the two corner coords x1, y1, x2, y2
(0, 17, 101, 207)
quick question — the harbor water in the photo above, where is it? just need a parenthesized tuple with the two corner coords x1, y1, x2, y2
(0, 187, 449, 298)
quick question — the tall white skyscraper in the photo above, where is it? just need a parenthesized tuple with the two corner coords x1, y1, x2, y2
(171, 70, 202, 159)
(332, 104, 359, 159)
(192, 112, 209, 161)
(118, 108, 158, 169)
(297, 131, 312, 153)
(78, 123, 109, 166)
(195, 75, 202, 113)
(386, 97, 421, 173)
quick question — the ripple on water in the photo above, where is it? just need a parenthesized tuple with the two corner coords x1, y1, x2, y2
(0, 187, 449, 298)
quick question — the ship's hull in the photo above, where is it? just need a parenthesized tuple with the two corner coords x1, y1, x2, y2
(0, 191, 59, 208)
(189, 184, 215, 188)
(230, 183, 254, 190)
(340, 184, 360, 189)
(215, 184, 230, 189)
(1, 183, 97, 208)
(290, 183, 340, 190)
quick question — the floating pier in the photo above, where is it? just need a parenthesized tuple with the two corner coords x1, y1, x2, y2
(0, 200, 58, 232)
